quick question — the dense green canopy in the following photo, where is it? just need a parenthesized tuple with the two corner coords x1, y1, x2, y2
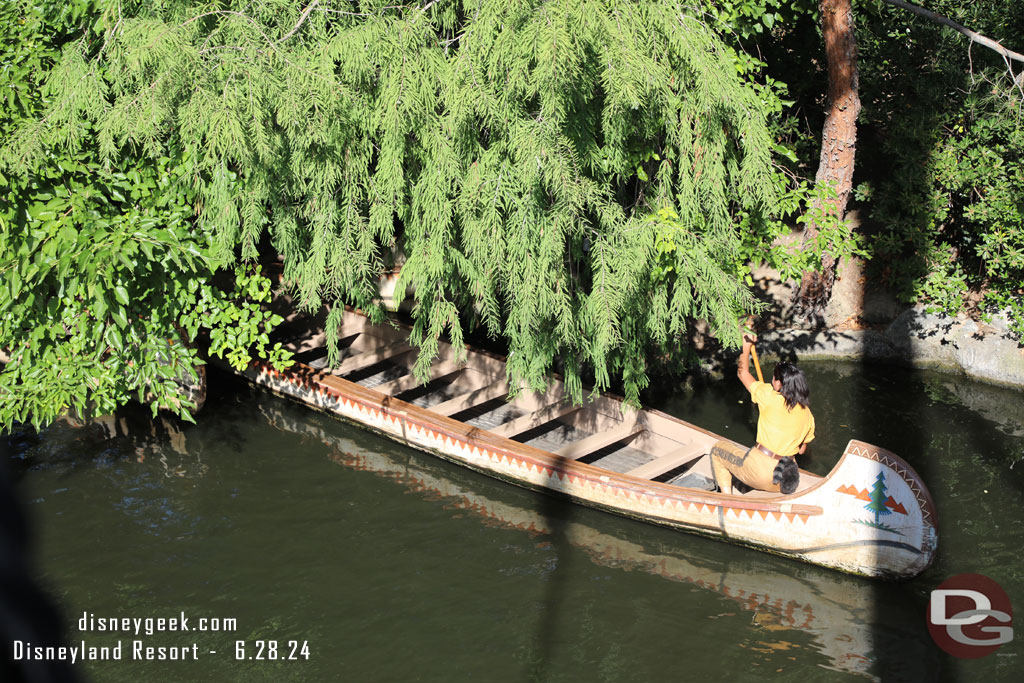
(1, 1, 294, 428)
(5, 0, 794, 411)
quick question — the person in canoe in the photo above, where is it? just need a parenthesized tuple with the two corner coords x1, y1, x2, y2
(711, 334, 815, 495)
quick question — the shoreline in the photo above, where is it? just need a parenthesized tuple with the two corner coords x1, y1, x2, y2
(731, 254, 1024, 391)
(716, 305, 1024, 390)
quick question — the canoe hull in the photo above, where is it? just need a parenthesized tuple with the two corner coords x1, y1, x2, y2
(237, 358, 937, 580)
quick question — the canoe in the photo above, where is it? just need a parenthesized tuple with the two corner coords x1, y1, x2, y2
(228, 306, 938, 579)
(256, 395, 934, 679)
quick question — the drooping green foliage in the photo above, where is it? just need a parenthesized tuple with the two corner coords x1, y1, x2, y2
(0, 1, 292, 430)
(7, 0, 792, 405)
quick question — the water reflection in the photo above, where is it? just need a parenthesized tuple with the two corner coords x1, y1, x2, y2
(255, 397, 933, 681)
(57, 411, 208, 479)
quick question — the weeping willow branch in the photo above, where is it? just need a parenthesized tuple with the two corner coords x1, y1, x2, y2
(6, 0, 783, 404)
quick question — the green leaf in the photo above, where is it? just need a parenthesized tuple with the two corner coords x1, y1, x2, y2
(93, 294, 108, 319)
(106, 325, 123, 351)
(111, 307, 128, 329)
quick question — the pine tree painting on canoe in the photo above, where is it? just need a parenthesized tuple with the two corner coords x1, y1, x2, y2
(856, 472, 901, 536)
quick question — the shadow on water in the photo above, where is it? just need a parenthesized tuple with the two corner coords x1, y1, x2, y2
(847, 348, 950, 683)
(527, 485, 574, 682)
(858, 343, 1024, 683)
(833, 269, 953, 680)
(0, 434, 78, 683)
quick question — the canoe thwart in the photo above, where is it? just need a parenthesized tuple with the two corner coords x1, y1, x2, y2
(489, 402, 581, 439)
(555, 421, 644, 461)
(374, 360, 464, 397)
(626, 444, 707, 480)
(432, 378, 510, 417)
(329, 338, 412, 376)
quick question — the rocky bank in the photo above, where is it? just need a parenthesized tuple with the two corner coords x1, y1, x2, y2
(731, 256, 1024, 389)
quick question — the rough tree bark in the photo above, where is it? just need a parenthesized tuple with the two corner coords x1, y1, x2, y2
(794, 0, 861, 322)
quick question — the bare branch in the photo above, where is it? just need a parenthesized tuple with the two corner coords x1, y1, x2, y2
(277, 1, 320, 45)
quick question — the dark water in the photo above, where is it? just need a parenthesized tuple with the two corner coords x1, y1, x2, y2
(4, 362, 1023, 682)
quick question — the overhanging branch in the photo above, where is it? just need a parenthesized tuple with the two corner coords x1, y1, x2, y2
(880, 0, 1024, 66)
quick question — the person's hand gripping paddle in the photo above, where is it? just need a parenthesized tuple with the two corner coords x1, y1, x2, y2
(742, 319, 764, 383)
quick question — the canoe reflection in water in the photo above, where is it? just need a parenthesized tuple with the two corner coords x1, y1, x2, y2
(257, 398, 936, 682)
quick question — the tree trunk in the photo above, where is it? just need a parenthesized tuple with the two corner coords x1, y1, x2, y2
(795, 0, 861, 322)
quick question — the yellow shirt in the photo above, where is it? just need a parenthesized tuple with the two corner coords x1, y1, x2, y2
(750, 381, 815, 457)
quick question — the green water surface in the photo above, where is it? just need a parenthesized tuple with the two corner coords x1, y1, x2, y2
(5, 361, 1023, 682)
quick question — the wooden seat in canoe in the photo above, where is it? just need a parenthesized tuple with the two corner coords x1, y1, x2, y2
(555, 421, 645, 461)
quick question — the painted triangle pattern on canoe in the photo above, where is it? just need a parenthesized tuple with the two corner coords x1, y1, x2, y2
(835, 484, 908, 515)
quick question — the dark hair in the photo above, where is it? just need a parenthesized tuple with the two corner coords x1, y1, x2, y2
(773, 362, 809, 411)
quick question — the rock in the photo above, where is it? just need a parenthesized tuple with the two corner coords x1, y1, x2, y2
(987, 309, 1017, 336)
(737, 304, 1024, 390)
(952, 323, 1024, 387)
(753, 328, 895, 362)
(883, 305, 958, 366)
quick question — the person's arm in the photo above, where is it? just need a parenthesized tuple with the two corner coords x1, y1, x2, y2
(797, 442, 808, 455)
(737, 334, 757, 392)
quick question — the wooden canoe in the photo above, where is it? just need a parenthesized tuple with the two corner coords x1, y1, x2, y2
(228, 306, 938, 579)
(256, 396, 931, 678)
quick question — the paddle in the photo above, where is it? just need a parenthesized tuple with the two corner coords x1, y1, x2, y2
(749, 338, 764, 384)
